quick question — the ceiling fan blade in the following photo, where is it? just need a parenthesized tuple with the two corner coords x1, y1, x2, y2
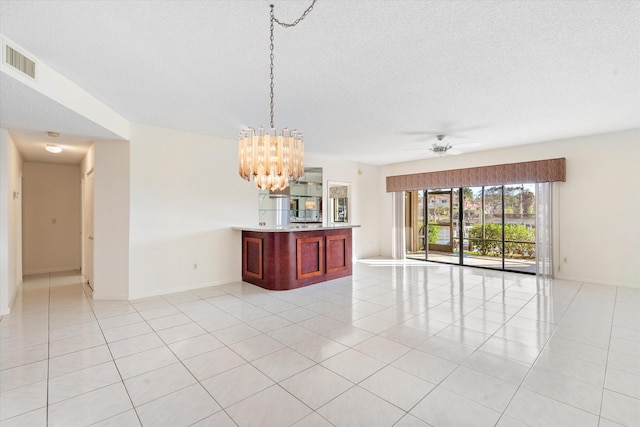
(403, 131, 436, 136)
(451, 142, 481, 148)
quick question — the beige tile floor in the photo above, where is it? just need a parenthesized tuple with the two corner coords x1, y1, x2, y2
(1, 260, 639, 426)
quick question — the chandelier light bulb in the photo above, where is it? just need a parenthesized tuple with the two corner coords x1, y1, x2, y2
(239, 127, 304, 191)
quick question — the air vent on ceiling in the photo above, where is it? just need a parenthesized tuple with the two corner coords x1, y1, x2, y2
(5, 44, 36, 79)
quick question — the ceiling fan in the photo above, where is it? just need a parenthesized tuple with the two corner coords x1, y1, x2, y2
(428, 134, 479, 156)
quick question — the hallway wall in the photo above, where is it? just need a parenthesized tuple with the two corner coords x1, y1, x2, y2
(0, 130, 23, 314)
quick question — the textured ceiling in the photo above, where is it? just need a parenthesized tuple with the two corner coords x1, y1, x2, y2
(1, 0, 639, 165)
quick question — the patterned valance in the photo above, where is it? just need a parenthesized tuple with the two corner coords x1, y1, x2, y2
(386, 158, 566, 192)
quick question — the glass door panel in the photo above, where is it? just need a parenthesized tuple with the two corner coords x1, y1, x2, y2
(464, 186, 507, 269)
(462, 187, 483, 266)
(405, 190, 426, 260)
(504, 184, 536, 273)
(452, 188, 461, 259)
(427, 189, 457, 264)
(463, 186, 504, 269)
(482, 185, 504, 269)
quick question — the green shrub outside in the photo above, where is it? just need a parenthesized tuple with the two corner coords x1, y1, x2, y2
(418, 222, 441, 248)
(427, 224, 440, 244)
(468, 223, 535, 258)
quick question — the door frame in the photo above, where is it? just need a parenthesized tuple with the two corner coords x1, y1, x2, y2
(82, 168, 94, 290)
(427, 189, 454, 253)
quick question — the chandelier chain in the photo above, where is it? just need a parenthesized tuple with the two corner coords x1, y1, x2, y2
(272, 0, 317, 28)
(269, 6, 275, 129)
(269, 0, 317, 129)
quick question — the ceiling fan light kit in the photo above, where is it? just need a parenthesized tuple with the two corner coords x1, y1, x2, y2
(429, 134, 460, 156)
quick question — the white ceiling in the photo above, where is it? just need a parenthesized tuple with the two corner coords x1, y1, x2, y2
(1, 0, 639, 165)
(0, 73, 121, 163)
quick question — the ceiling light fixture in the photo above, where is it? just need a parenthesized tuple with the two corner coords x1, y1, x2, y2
(45, 144, 62, 153)
(238, 1, 316, 191)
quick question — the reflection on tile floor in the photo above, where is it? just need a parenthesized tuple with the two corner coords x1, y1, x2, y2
(1, 260, 639, 426)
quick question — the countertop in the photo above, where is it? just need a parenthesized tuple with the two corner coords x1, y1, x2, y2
(232, 224, 360, 233)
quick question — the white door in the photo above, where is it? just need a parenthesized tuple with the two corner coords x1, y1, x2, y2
(84, 170, 94, 290)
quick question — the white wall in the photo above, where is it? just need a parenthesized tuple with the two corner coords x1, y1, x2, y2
(128, 123, 257, 299)
(0, 130, 23, 314)
(22, 162, 80, 275)
(380, 129, 640, 288)
(79, 141, 130, 299)
(93, 140, 130, 299)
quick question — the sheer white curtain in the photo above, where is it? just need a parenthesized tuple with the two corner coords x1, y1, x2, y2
(391, 192, 405, 260)
(536, 183, 554, 281)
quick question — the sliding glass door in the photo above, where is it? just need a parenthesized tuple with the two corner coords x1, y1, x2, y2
(405, 184, 537, 273)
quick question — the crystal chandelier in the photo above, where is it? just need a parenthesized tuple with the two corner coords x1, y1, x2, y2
(238, 1, 316, 192)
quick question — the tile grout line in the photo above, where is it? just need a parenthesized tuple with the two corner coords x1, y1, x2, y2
(46, 272, 51, 427)
(80, 274, 145, 427)
(597, 285, 618, 427)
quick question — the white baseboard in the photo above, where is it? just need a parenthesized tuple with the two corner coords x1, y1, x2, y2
(555, 273, 640, 289)
(1, 279, 23, 316)
(127, 276, 240, 300)
(92, 292, 131, 300)
(23, 266, 81, 276)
